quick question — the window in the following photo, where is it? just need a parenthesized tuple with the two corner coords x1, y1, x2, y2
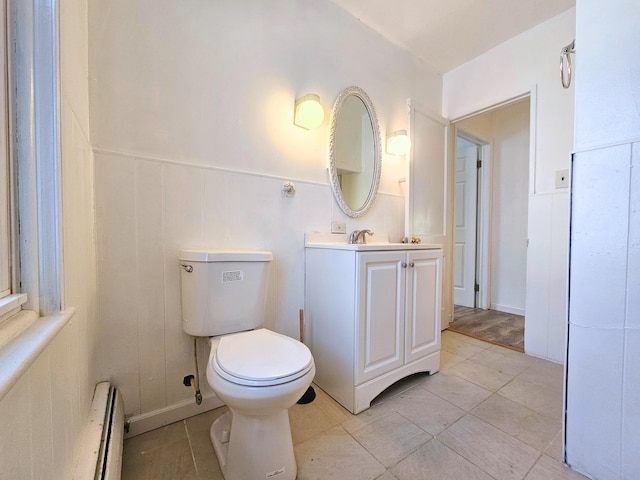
(16, 0, 63, 315)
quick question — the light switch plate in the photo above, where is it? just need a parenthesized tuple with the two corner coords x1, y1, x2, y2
(555, 169, 570, 189)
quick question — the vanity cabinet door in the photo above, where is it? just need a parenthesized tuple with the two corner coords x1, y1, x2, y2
(405, 250, 442, 364)
(355, 252, 405, 385)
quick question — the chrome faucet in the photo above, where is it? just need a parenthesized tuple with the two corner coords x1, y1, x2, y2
(349, 229, 374, 244)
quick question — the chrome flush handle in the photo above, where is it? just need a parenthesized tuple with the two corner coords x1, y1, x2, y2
(181, 264, 193, 273)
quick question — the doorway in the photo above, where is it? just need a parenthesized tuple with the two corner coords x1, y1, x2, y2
(449, 99, 530, 351)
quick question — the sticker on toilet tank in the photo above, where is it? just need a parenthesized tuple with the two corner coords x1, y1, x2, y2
(222, 270, 243, 283)
(266, 467, 285, 478)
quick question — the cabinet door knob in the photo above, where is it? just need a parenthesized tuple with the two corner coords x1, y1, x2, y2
(402, 262, 407, 268)
(410, 262, 415, 268)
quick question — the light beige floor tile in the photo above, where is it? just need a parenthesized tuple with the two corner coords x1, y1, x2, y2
(438, 415, 539, 480)
(471, 348, 531, 377)
(372, 373, 430, 405)
(122, 438, 197, 480)
(346, 411, 431, 467)
(313, 385, 353, 424)
(472, 394, 561, 451)
(524, 454, 589, 480)
(440, 349, 467, 371)
(517, 361, 565, 391)
(375, 471, 399, 480)
(124, 421, 187, 457)
(385, 386, 465, 435)
(188, 429, 224, 479)
(289, 400, 339, 445)
(342, 402, 395, 433)
(422, 373, 492, 411)
(441, 334, 487, 359)
(445, 331, 493, 349)
(448, 358, 514, 392)
(488, 343, 530, 357)
(391, 439, 494, 480)
(498, 377, 564, 419)
(545, 430, 564, 461)
(185, 407, 228, 435)
(294, 425, 386, 480)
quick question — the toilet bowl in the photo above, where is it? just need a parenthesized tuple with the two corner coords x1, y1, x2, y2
(206, 329, 315, 480)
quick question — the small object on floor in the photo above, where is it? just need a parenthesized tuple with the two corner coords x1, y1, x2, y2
(297, 386, 316, 404)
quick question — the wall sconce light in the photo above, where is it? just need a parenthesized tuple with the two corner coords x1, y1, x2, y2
(386, 130, 411, 156)
(294, 94, 325, 130)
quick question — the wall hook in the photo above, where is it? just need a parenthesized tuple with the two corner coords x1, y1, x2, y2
(560, 39, 575, 89)
(282, 182, 296, 197)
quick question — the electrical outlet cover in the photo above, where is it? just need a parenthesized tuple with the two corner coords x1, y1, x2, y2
(331, 221, 346, 234)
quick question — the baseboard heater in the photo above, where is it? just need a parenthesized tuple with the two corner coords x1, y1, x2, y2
(74, 382, 125, 480)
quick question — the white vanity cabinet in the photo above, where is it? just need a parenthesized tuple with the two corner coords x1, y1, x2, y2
(305, 245, 442, 414)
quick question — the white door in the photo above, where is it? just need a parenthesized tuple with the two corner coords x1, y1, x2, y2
(406, 100, 450, 328)
(454, 144, 478, 307)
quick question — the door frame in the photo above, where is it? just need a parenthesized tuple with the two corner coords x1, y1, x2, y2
(447, 86, 537, 194)
(447, 85, 537, 323)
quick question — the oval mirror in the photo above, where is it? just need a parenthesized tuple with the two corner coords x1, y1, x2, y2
(329, 86, 381, 217)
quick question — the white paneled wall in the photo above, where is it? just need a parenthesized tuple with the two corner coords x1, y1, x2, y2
(567, 143, 639, 479)
(525, 191, 569, 361)
(94, 153, 405, 417)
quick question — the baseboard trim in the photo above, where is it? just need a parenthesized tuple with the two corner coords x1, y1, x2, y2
(490, 303, 525, 316)
(124, 393, 224, 438)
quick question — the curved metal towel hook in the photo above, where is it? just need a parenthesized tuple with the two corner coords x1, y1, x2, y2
(560, 39, 575, 89)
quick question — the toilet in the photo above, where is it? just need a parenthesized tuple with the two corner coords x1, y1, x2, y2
(179, 249, 315, 480)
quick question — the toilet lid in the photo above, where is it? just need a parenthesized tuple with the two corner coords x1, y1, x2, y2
(213, 329, 313, 386)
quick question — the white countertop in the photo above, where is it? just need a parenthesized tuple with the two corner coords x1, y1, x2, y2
(304, 233, 442, 251)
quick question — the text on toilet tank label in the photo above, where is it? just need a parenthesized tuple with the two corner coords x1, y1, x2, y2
(266, 467, 285, 478)
(222, 270, 243, 283)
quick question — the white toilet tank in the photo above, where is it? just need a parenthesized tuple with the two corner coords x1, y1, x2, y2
(179, 249, 273, 337)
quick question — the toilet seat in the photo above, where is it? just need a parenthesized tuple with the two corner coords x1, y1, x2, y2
(211, 328, 314, 387)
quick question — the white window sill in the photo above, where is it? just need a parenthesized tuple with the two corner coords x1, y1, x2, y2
(0, 307, 76, 401)
(0, 293, 28, 319)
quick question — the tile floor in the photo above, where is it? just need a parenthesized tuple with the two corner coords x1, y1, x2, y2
(122, 331, 588, 480)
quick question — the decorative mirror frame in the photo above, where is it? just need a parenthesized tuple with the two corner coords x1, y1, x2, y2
(328, 86, 382, 218)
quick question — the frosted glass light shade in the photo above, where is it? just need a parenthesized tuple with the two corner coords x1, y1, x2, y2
(294, 94, 325, 130)
(386, 130, 411, 155)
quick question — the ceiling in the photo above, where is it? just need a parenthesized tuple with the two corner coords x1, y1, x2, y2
(330, 0, 575, 73)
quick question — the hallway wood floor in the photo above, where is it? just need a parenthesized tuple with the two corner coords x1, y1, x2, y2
(450, 306, 525, 352)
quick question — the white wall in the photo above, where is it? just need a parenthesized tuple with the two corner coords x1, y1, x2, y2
(89, 0, 442, 423)
(490, 102, 529, 314)
(443, 8, 575, 362)
(0, 0, 99, 477)
(566, 1, 640, 478)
